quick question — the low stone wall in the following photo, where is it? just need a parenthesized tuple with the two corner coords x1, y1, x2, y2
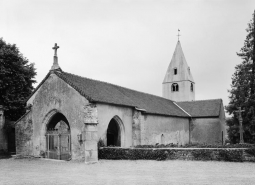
(99, 147, 255, 162)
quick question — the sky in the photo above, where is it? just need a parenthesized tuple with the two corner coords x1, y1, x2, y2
(1, 0, 255, 115)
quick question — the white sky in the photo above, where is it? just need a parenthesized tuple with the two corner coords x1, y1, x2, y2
(1, 0, 255, 115)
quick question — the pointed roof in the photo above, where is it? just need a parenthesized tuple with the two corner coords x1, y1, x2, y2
(55, 71, 189, 117)
(26, 70, 190, 118)
(163, 41, 194, 83)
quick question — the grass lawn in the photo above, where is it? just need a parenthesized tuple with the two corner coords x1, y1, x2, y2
(0, 158, 255, 185)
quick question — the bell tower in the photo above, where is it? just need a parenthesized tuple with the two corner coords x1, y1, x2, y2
(162, 40, 195, 102)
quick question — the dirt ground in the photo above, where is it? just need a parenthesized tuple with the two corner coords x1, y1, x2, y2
(0, 158, 255, 185)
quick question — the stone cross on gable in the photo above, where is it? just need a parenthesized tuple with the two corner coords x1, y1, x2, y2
(52, 43, 60, 56)
(234, 107, 245, 144)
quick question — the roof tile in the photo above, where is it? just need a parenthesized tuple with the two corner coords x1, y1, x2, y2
(55, 71, 189, 117)
(176, 99, 222, 117)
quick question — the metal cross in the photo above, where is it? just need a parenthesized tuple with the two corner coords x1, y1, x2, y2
(177, 29, 181, 41)
(52, 43, 60, 56)
(234, 107, 245, 143)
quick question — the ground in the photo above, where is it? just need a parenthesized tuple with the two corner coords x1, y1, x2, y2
(0, 158, 255, 185)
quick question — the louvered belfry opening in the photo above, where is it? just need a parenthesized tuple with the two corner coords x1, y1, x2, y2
(107, 118, 121, 147)
(46, 113, 71, 160)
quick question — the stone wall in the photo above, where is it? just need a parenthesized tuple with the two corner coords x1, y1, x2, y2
(15, 111, 33, 155)
(132, 110, 142, 146)
(141, 114, 190, 145)
(190, 101, 226, 145)
(0, 107, 7, 151)
(26, 73, 91, 159)
(96, 103, 133, 148)
(190, 117, 223, 144)
(162, 81, 195, 102)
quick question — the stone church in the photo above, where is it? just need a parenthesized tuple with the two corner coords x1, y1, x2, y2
(14, 41, 226, 163)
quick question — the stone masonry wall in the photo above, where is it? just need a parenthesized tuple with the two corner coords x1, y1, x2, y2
(29, 73, 91, 159)
(0, 108, 7, 151)
(132, 110, 142, 146)
(141, 115, 190, 145)
(15, 111, 33, 156)
(191, 118, 222, 144)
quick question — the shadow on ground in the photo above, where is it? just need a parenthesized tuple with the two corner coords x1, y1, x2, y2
(0, 152, 12, 159)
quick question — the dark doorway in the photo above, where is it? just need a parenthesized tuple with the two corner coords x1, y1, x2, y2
(8, 128, 16, 154)
(46, 113, 71, 160)
(107, 119, 121, 146)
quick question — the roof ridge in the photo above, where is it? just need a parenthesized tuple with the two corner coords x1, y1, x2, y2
(177, 99, 222, 103)
(173, 102, 191, 117)
(62, 71, 176, 103)
(23, 69, 190, 118)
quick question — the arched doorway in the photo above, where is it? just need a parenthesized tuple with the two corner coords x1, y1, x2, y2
(107, 117, 123, 147)
(45, 112, 71, 160)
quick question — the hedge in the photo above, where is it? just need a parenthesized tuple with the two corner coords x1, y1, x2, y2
(134, 143, 255, 149)
(99, 148, 170, 161)
(99, 147, 255, 162)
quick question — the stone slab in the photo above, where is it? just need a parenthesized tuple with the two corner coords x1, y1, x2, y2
(85, 125, 97, 132)
(85, 150, 98, 164)
(85, 141, 97, 151)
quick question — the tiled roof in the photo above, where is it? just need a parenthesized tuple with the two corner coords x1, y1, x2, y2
(54, 71, 189, 117)
(176, 99, 223, 118)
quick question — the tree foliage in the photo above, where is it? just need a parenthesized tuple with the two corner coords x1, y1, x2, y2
(0, 38, 36, 122)
(225, 11, 255, 143)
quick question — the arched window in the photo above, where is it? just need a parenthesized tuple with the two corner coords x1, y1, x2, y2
(174, 68, 177, 75)
(190, 83, 193, 92)
(171, 83, 179, 92)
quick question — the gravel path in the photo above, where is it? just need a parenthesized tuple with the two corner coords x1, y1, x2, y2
(0, 158, 255, 185)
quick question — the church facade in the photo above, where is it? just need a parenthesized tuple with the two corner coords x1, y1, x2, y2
(15, 41, 226, 163)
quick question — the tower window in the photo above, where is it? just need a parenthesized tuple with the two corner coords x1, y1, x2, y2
(172, 83, 179, 92)
(174, 68, 177, 75)
(191, 83, 193, 92)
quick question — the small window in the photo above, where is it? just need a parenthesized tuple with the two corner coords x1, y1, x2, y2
(161, 134, 165, 145)
(174, 68, 177, 75)
(172, 83, 179, 92)
(190, 83, 193, 92)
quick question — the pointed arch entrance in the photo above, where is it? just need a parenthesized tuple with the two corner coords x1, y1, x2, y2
(45, 112, 71, 160)
(106, 116, 124, 147)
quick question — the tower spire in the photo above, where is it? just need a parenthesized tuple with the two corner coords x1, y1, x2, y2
(51, 43, 61, 71)
(177, 29, 181, 41)
(162, 40, 195, 102)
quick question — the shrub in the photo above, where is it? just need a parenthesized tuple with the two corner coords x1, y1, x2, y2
(191, 150, 213, 160)
(134, 143, 254, 149)
(99, 147, 247, 162)
(99, 148, 171, 161)
(245, 147, 255, 157)
(217, 150, 243, 162)
(97, 139, 105, 149)
(40, 151, 45, 158)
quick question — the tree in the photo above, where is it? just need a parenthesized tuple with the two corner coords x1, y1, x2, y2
(0, 38, 36, 123)
(225, 10, 255, 143)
